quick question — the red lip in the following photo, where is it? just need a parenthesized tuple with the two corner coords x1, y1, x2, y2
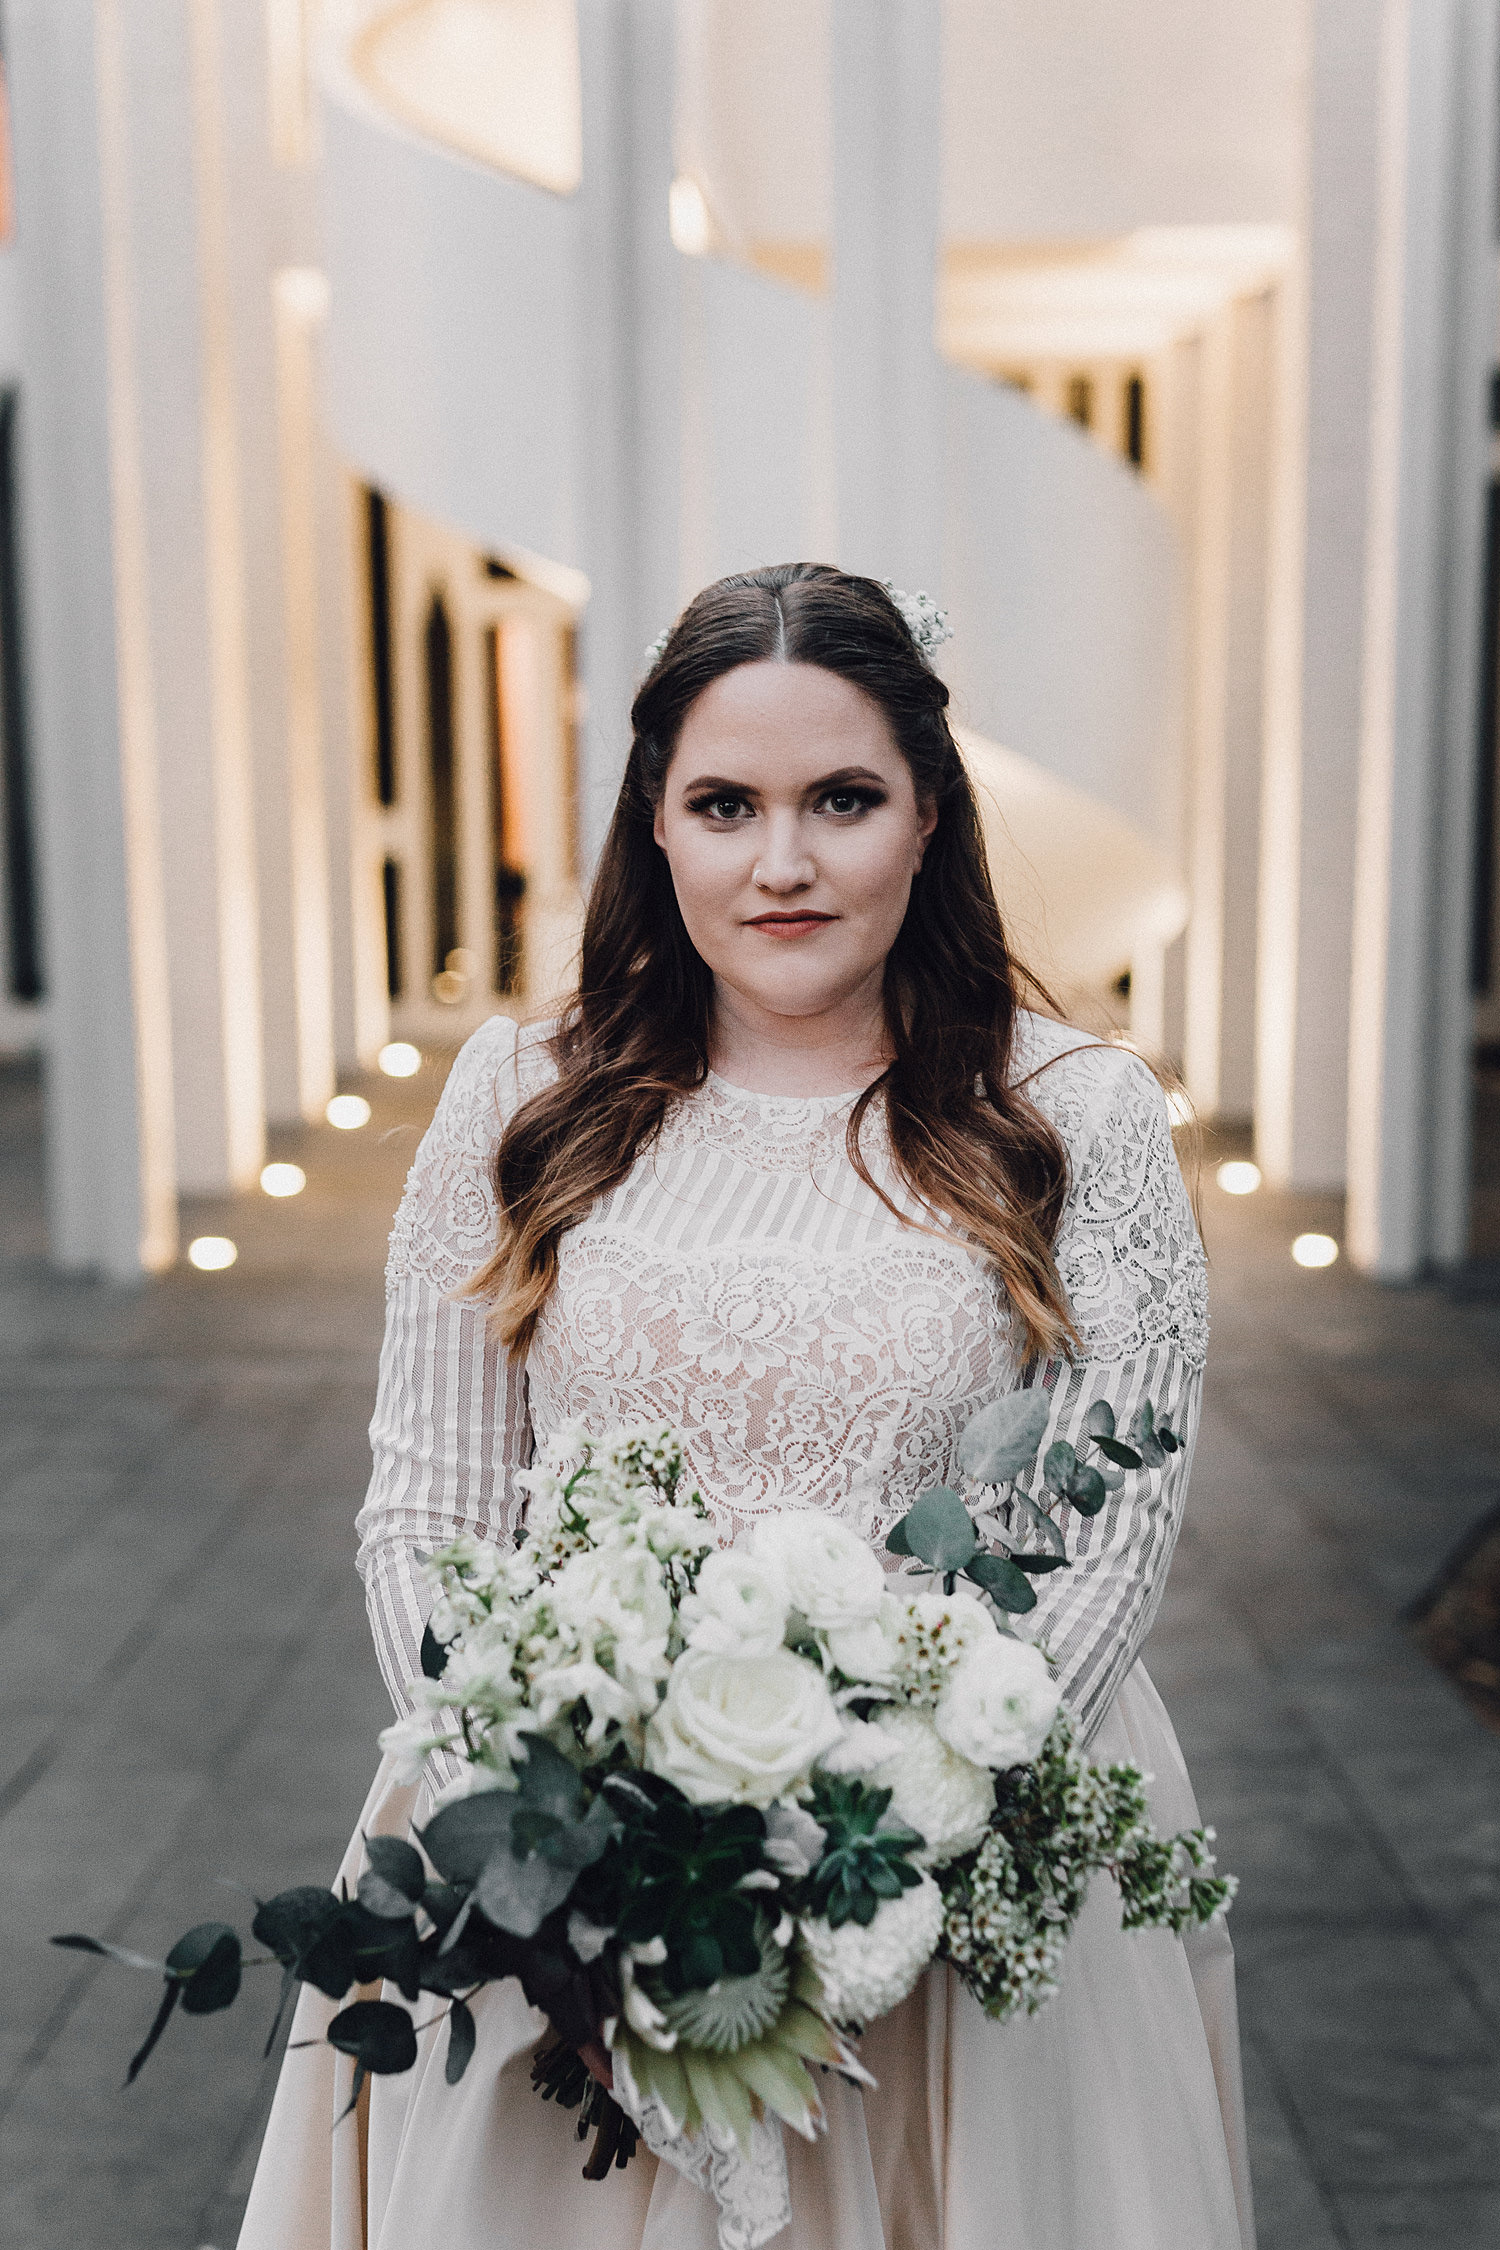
(745, 913, 836, 927)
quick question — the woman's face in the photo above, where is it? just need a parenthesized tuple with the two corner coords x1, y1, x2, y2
(653, 660, 937, 1031)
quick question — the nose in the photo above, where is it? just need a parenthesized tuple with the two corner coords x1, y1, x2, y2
(752, 811, 816, 894)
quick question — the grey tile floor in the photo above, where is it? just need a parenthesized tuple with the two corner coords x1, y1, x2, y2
(1, 1053, 1497, 2248)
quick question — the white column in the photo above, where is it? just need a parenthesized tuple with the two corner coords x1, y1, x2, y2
(8, 0, 177, 1274)
(1256, 0, 1385, 1190)
(830, 0, 943, 586)
(1346, 0, 1499, 1275)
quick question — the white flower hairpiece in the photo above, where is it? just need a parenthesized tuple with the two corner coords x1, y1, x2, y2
(882, 584, 953, 660)
(641, 581, 954, 675)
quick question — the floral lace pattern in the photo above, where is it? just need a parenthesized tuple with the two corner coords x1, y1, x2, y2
(357, 1010, 1207, 1746)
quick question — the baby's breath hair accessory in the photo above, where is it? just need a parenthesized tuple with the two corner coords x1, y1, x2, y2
(883, 584, 954, 661)
(642, 624, 673, 672)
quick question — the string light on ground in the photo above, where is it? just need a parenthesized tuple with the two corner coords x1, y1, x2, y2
(260, 1162, 306, 1198)
(378, 1042, 422, 1078)
(1291, 1233, 1339, 1269)
(325, 1095, 371, 1130)
(188, 1236, 238, 1272)
(1216, 1161, 1262, 1196)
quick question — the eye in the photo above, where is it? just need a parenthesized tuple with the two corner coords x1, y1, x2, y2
(685, 791, 752, 823)
(817, 785, 885, 817)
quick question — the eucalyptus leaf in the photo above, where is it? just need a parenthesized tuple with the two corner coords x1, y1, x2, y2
(445, 1996, 477, 2085)
(1081, 1399, 1116, 1440)
(422, 1791, 523, 1886)
(1042, 1440, 1077, 1495)
(50, 1933, 166, 1977)
(512, 1734, 587, 1823)
(898, 1486, 978, 1573)
(419, 1622, 450, 1681)
(957, 1391, 1051, 1484)
(963, 1551, 1039, 1613)
(357, 1869, 421, 1922)
(1011, 1493, 1066, 1556)
(125, 1981, 180, 2085)
(252, 1886, 343, 1972)
(167, 1923, 242, 2015)
(1093, 1436, 1142, 1470)
(1066, 1463, 1107, 1516)
(364, 1835, 426, 1903)
(1007, 1552, 1068, 1575)
(327, 1997, 419, 2076)
(884, 1516, 913, 1557)
(264, 1964, 298, 2058)
(474, 1840, 578, 1939)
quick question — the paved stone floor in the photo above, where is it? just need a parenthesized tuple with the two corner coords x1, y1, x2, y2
(0, 1052, 1498, 2248)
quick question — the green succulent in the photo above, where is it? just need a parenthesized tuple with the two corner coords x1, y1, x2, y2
(803, 1776, 924, 1929)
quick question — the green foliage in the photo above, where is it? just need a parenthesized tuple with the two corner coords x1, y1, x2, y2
(802, 1776, 924, 1929)
(571, 1773, 769, 1993)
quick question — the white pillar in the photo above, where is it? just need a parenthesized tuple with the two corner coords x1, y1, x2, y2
(8, 0, 177, 1274)
(830, 0, 943, 587)
(1346, 0, 1498, 1275)
(1256, 0, 1386, 1190)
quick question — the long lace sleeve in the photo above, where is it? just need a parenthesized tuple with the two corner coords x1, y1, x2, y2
(356, 1014, 536, 1719)
(1012, 1037, 1209, 1745)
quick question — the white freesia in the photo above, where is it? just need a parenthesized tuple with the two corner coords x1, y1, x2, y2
(680, 1550, 789, 1657)
(644, 1649, 845, 1807)
(378, 1707, 450, 1785)
(935, 1634, 1060, 1771)
(751, 1511, 887, 1631)
(863, 1704, 995, 1865)
(801, 1873, 945, 2023)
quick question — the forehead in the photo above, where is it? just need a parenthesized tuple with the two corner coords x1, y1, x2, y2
(670, 660, 903, 780)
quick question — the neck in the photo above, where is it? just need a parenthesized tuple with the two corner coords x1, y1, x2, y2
(707, 975, 891, 1097)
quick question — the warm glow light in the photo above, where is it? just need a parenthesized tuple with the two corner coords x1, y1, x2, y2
(260, 1162, 307, 1198)
(1216, 1160, 1262, 1196)
(1165, 1088, 1193, 1128)
(1291, 1233, 1339, 1269)
(669, 174, 713, 258)
(379, 1042, 422, 1078)
(326, 1094, 372, 1130)
(188, 1235, 238, 1272)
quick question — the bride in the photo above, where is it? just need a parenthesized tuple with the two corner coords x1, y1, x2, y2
(238, 563, 1255, 2250)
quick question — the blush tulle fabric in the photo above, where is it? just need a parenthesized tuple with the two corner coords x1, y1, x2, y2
(236, 1013, 1256, 2248)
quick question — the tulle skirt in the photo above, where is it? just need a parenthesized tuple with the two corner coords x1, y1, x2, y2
(237, 1662, 1255, 2250)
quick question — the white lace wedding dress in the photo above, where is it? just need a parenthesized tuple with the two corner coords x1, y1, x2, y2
(238, 1010, 1256, 2250)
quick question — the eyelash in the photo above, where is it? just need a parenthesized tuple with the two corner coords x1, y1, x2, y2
(685, 786, 887, 822)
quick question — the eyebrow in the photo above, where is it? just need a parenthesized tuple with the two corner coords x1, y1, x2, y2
(678, 765, 890, 798)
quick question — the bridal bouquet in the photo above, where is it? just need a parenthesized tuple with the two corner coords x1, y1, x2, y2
(55, 1400, 1233, 2250)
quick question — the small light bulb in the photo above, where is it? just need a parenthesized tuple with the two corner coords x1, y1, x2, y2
(326, 1094, 371, 1130)
(188, 1235, 238, 1272)
(1291, 1232, 1339, 1269)
(669, 174, 713, 257)
(1216, 1160, 1262, 1196)
(378, 1042, 422, 1079)
(260, 1162, 307, 1198)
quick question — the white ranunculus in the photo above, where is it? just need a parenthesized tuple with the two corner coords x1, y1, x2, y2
(824, 1592, 903, 1683)
(751, 1511, 887, 1632)
(680, 1550, 790, 1658)
(934, 1635, 1060, 1771)
(864, 1704, 996, 1865)
(644, 1649, 845, 1808)
(800, 1873, 945, 2024)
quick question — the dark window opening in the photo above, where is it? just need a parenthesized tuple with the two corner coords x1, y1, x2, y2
(1066, 373, 1094, 429)
(424, 591, 459, 978)
(365, 487, 397, 806)
(382, 856, 403, 999)
(0, 389, 40, 1000)
(485, 625, 525, 996)
(1124, 374, 1148, 470)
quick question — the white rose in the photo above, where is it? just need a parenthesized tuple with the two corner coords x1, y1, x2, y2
(824, 1593, 903, 1682)
(864, 1704, 996, 1865)
(751, 1511, 887, 1631)
(680, 1550, 790, 1658)
(934, 1635, 1059, 1771)
(644, 1649, 845, 1808)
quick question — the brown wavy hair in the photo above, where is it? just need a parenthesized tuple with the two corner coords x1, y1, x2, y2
(467, 563, 1078, 1361)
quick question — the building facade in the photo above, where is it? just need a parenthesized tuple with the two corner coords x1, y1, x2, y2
(0, 0, 1496, 1283)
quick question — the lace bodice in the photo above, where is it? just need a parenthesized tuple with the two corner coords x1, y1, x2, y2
(358, 1011, 1206, 1744)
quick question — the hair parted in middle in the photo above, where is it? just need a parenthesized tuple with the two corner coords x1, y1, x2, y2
(465, 561, 1079, 1363)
